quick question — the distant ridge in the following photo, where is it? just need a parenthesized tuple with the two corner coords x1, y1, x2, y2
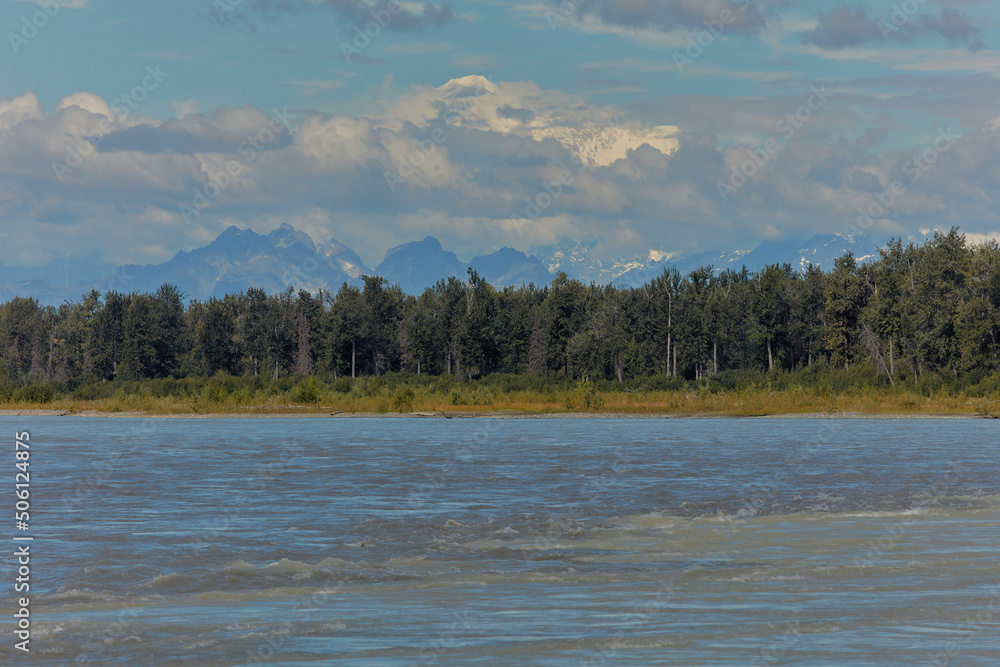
(376, 236, 467, 295)
(469, 247, 552, 289)
(0, 225, 904, 305)
(98, 223, 369, 301)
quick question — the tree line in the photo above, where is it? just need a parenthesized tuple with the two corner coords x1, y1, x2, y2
(2, 229, 997, 388)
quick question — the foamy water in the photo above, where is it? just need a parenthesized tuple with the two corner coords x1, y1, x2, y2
(9, 417, 1000, 665)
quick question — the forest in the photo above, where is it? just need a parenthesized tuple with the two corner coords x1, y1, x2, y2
(3, 229, 1000, 412)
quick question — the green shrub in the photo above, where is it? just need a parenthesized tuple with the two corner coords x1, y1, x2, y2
(574, 377, 601, 409)
(331, 377, 352, 393)
(201, 379, 229, 403)
(391, 385, 415, 412)
(16, 383, 55, 404)
(292, 377, 321, 404)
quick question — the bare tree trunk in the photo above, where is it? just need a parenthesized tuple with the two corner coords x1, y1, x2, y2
(713, 340, 718, 376)
(860, 322, 893, 387)
(667, 292, 673, 377)
(667, 332, 672, 377)
(889, 336, 894, 376)
(351, 341, 356, 379)
(417, 358, 421, 375)
(767, 339, 773, 371)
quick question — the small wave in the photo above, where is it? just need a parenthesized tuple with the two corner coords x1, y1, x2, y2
(347, 538, 375, 547)
(222, 559, 256, 572)
(834, 508, 928, 518)
(262, 558, 314, 574)
(37, 588, 118, 605)
(711, 572, 806, 583)
(137, 572, 196, 591)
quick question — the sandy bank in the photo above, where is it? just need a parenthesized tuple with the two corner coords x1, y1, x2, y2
(0, 409, 986, 419)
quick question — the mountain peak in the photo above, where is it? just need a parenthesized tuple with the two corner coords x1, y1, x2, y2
(377, 237, 465, 294)
(439, 75, 498, 96)
(470, 247, 551, 289)
(219, 225, 248, 237)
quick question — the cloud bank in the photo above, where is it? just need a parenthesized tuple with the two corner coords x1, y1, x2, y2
(801, 6, 983, 51)
(3, 74, 1000, 272)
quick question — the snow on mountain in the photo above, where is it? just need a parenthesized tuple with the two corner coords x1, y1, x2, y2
(529, 237, 665, 285)
(613, 234, 883, 288)
(98, 223, 368, 301)
(469, 247, 552, 288)
(0, 226, 906, 305)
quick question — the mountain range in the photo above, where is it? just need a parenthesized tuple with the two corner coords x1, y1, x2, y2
(0, 224, 896, 305)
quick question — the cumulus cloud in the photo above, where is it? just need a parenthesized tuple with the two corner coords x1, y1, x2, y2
(3, 75, 1000, 270)
(551, 0, 771, 35)
(18, 0, 88, 7)
(801, 6, 983, 51)
(208, 0, 457, 33)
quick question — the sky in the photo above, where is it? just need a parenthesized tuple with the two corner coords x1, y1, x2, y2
(1, 0, 999, 272)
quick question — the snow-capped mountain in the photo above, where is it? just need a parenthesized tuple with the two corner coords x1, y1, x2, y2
(95, 223, 369, 301)
(529, 237, 650, 285)
(0, 226, 912, 305)
(612, 234, 884, 288)
(469, 247, 552, 288)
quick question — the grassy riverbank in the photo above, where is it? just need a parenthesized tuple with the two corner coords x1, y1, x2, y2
(0, 368, 997, 417)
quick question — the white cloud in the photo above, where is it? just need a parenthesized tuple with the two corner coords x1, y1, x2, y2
(171, 100, 198, 119)
(18, 0, 88, 7)
(55, 92, 114, 120)
(3, 74, 1000, 269)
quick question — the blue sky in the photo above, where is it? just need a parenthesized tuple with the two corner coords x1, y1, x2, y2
(1, 0, 999, 271)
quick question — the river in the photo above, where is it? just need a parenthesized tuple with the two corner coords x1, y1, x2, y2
(9, 417, 1000, 665)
